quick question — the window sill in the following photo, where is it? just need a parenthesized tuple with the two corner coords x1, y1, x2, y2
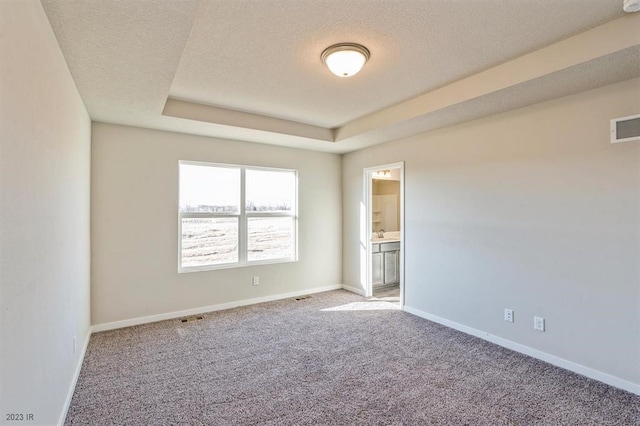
(178, 257, 298, 274)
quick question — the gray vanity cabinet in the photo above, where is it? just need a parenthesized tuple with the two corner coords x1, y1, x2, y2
(384, 250, 399, 284)
(372, 251, 384, 285)
(372, 242, 400, 286)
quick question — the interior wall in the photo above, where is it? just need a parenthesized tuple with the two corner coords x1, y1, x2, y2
(0, 1, 91, 424)
(91, 123, 342, 325)
(342, 78, 640, 388)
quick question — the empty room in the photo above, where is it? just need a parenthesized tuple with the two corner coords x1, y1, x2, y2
(1, 0, 640, 424)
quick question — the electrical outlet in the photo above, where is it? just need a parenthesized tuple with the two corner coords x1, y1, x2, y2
(252, 276, 259, 286)
(73, 336, 77, 354)
(534, 316, 545, 331)
(504, 309, 514, 322)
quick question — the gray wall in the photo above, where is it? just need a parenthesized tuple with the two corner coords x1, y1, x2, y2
(0, 1, 91, 424)
(91, 123, 342, 325)
(342, 78, 640, 387)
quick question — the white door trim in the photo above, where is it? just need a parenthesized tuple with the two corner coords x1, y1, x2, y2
(363, 162, 405, 308)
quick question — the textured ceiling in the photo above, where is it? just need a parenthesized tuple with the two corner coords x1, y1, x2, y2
(41, 0, 640, 153)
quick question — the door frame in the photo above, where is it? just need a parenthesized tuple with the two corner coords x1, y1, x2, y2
(363, 162, 405, 307)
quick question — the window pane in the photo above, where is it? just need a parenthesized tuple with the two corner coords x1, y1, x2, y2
(246, 169, 296, 213)
(247, 217, 294, 261)
(181, 217, 238, 267)
(180, 164, 240, 213)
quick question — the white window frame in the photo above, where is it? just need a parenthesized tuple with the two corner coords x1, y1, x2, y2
(178, 161, 298, 273)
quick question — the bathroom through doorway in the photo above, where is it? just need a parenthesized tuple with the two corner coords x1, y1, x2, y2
(363, 162, 404, 306)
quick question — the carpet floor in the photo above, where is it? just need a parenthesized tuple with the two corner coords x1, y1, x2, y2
(66, 290, 640, 425)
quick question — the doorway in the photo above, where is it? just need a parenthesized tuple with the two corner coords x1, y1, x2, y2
(363, 162, 404, 307)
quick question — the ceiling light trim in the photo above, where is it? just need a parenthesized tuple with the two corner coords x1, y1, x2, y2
(321, 43, 370, 77)
(623, 0, 640, 13)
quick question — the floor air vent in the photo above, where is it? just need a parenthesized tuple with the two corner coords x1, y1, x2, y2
(180, 315, 204, 323)
(294, 295, 311, 301)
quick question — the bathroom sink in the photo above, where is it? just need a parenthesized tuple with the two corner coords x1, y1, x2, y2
(371, 231, 400, 242)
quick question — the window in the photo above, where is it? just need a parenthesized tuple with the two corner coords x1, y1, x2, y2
(179, 161, 297, 271)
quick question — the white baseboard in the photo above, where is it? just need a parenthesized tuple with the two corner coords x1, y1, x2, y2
(341, 284, 366, 296)
(92, 284, 343, 332)
(403, 305, 640, 396)
(58, 327, 92, 425)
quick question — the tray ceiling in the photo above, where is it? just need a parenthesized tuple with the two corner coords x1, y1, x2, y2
(41, 0, 640, 153)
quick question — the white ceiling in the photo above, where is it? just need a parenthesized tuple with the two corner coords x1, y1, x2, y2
(41, 0, 640, 153)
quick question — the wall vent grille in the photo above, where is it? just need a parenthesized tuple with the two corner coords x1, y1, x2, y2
(611, 114, 640, 144)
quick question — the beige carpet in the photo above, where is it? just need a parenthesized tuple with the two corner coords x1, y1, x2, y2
(66, 290, 640, 425)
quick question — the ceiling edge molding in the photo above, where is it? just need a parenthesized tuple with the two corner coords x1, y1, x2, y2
(162, 98, 334, 142)
(334, 13, 640, 143)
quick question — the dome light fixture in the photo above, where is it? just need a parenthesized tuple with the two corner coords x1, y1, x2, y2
(321, 43, 370, 78)
(624, 0, 640, 12)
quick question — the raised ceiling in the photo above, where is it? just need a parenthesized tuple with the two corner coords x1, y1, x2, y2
(41, 0, 640, 153)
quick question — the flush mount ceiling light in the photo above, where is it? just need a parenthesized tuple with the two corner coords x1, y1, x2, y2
(321, 43, 370, 77)
(623, 0, 640, 12)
